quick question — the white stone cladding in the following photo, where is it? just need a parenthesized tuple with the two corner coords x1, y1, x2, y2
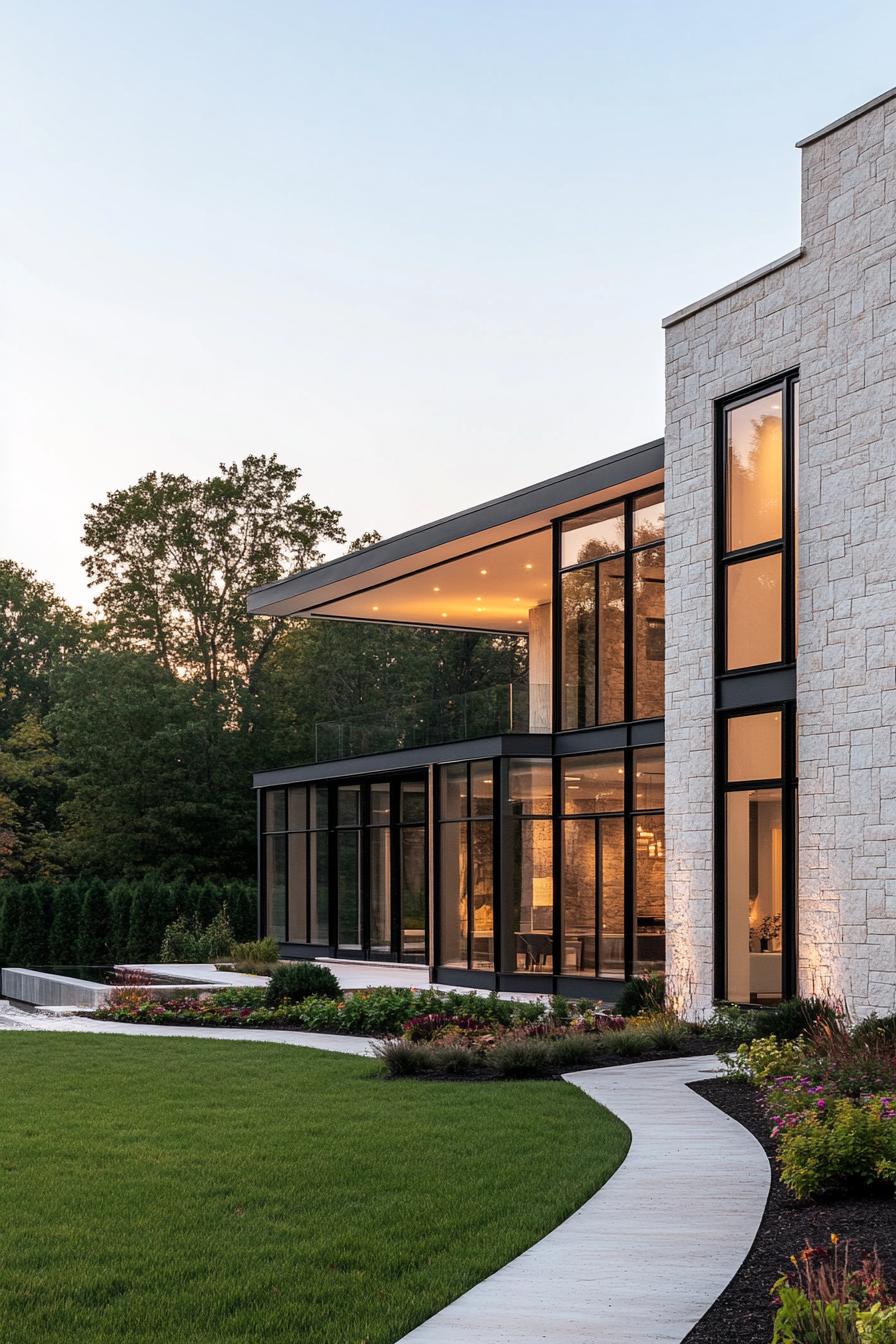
(664, 94, 896, 1019)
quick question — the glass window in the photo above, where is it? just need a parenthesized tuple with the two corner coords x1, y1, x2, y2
(633, 489, 664, 544)
(634, 746, 664, 810)
(400, 779, 426, 824)
(560, 502, 625, 567)
(440, 763, 468, 820)
(370, 782, 391, 826)
(633, 545, 664, 719)
(725, 788, 783, 1003)
(400, 828, 427, 964)
(310, 785, 328, 831)
(726, 554, 782, 669)
(369, 827, 391, 954)
(287, 786, 307, 832)
(470, 820, 494, 970)
(507, 759, 552, 815)
(336, 831, 361, 948)
(337, 785, 361, 827)
(470, 761, 494, 816)
(265, 833, 286, 941)
(509, 818, 553, 972)
(561, 818, 595, 976)
(309, 832, 329, 944)
(562, 753, 624, 814)
(287, 832, 308, 942)
(439, 821, 468, 967)
(726, 391, 783, 551)
(634, 815, 665, 972)
(599, 817, 626, 978)
(265, 790, 286, 833)
(597, 557, 625, 723)
(560, 567, 596, 730)
(727, 712, 782, 783)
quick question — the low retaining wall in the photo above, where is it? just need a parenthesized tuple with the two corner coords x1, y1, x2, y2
(1, 968, 218, 1010)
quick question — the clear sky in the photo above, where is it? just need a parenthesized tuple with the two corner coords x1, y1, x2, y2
(3, 1, 895, 608)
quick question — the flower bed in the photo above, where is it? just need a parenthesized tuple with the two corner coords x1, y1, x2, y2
(684, 1004, 896, 1344)
(92, 982, 712, 1077)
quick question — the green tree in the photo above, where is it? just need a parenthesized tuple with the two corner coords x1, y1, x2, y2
(81, 455, 345, 708)
(48, 882, 81, 964)
(8, 883, 48, 965)
(0, 714, 66, 878)
(0, 561, 85, 733)
(51, 650, 249, 878)
(77, 880, 111, 964)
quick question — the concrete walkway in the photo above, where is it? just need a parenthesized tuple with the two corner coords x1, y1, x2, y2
(0, 1000, 377, 1055)
(397, 1055, 770, 1344)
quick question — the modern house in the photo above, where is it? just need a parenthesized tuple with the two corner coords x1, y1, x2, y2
(249, 88, 896, 1020)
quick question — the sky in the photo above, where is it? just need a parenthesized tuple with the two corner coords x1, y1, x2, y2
(2, 1, 896, 609)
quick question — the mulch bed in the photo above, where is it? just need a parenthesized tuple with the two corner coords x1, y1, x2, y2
(682, 1079, 896, 1344)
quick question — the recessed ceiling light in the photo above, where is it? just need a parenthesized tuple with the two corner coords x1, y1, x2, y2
(516, 619, 523, 625)
(441, 611, 448, 617)
(480, 568, 487, 575)
(514, 597, 521, 602)
(372, 605, 379, 611)
(433, 586, 440, 592)
(525, 563, 533, 570)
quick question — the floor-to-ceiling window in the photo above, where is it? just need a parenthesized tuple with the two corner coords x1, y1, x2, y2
(262, 774, 426, 962)
(558, 490, 664, 730)
(438, 761, 495, 971)
(261, 785, 330, 946)
(716, 374, 798, 1003)
(505, 759, 554, 972)
(559, 746, 665, 982)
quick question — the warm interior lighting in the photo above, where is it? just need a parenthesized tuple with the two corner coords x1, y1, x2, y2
(480, 569, 488, 575)
(433, 586, 440, 592)
(525, 563, 533, 569)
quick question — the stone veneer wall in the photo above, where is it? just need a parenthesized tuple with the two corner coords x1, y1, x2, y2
(664, 94, 896, 1019)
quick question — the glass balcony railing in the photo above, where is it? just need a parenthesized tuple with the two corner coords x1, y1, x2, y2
(313, 681, 550, 763)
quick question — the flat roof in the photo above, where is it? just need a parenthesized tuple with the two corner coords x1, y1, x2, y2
(796, 85, 896, 148)
(247, 437, 664, 620)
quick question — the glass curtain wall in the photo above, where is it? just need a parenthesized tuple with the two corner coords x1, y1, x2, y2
(399, 780, 427, 963)
(505, 759, 553, 973)
(559, 489, 664, 730)
(438, 761, 495, 970)
(262, 786, 330, 945)
(559, 746, 665, 982)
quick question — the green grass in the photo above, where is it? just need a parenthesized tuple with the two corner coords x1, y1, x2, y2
(0, 1034, 629, 1344)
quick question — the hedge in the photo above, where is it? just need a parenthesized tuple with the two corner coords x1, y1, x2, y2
(0, 878, 256, 969)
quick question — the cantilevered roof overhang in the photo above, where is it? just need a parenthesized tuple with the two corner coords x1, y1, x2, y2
(247, 437, 663, 633)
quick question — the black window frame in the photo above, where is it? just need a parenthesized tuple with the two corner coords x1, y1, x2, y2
(434, 758, 498, 973)
(713, 369, 799, 1004)
(715, 372, 799, 679)
(553, 486, 665, 735)
(714, 702, 798, 1002)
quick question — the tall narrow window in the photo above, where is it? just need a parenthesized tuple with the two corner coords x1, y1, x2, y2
(558, 491, 664, 730)
(559, 753, 625, 978)
(723, 710, 788, 1004)
(438, 761, 495, 971)
(506, 759, 553, 973)
(716, 374, 798, 1004)
(719, 382, 796, 672)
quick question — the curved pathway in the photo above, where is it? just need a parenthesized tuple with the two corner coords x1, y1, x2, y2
(397, 1055, 770, 1344)
(0, 1000, 377, 1056)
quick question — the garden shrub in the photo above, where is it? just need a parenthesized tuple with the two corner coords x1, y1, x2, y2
(704, 1003, 761, 1047)
(160, 909, 236, 963)
(635, 1011, 690, 1052)
(228, 937, 279, 966)
(603, 1024, 652, 1058)
(852, 1013, 896, 1050)
(754, 995, 843, 1042)
(777, 1097, 896, 1200)
(615, 972, 665, 1017)
(771, 1237, 895, 1343)
(265, 961, 342, 1006)
(720, 1034, 809, 1085)
(209, 986, 267, 1009)
(490, 1038, 554, 1078)
(77, 880, 112, 964)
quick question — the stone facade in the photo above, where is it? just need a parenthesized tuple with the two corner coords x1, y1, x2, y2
(664, 91, 896, 1018)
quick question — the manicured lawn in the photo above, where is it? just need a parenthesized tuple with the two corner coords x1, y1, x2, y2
(0, 1034, 629, 1344)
